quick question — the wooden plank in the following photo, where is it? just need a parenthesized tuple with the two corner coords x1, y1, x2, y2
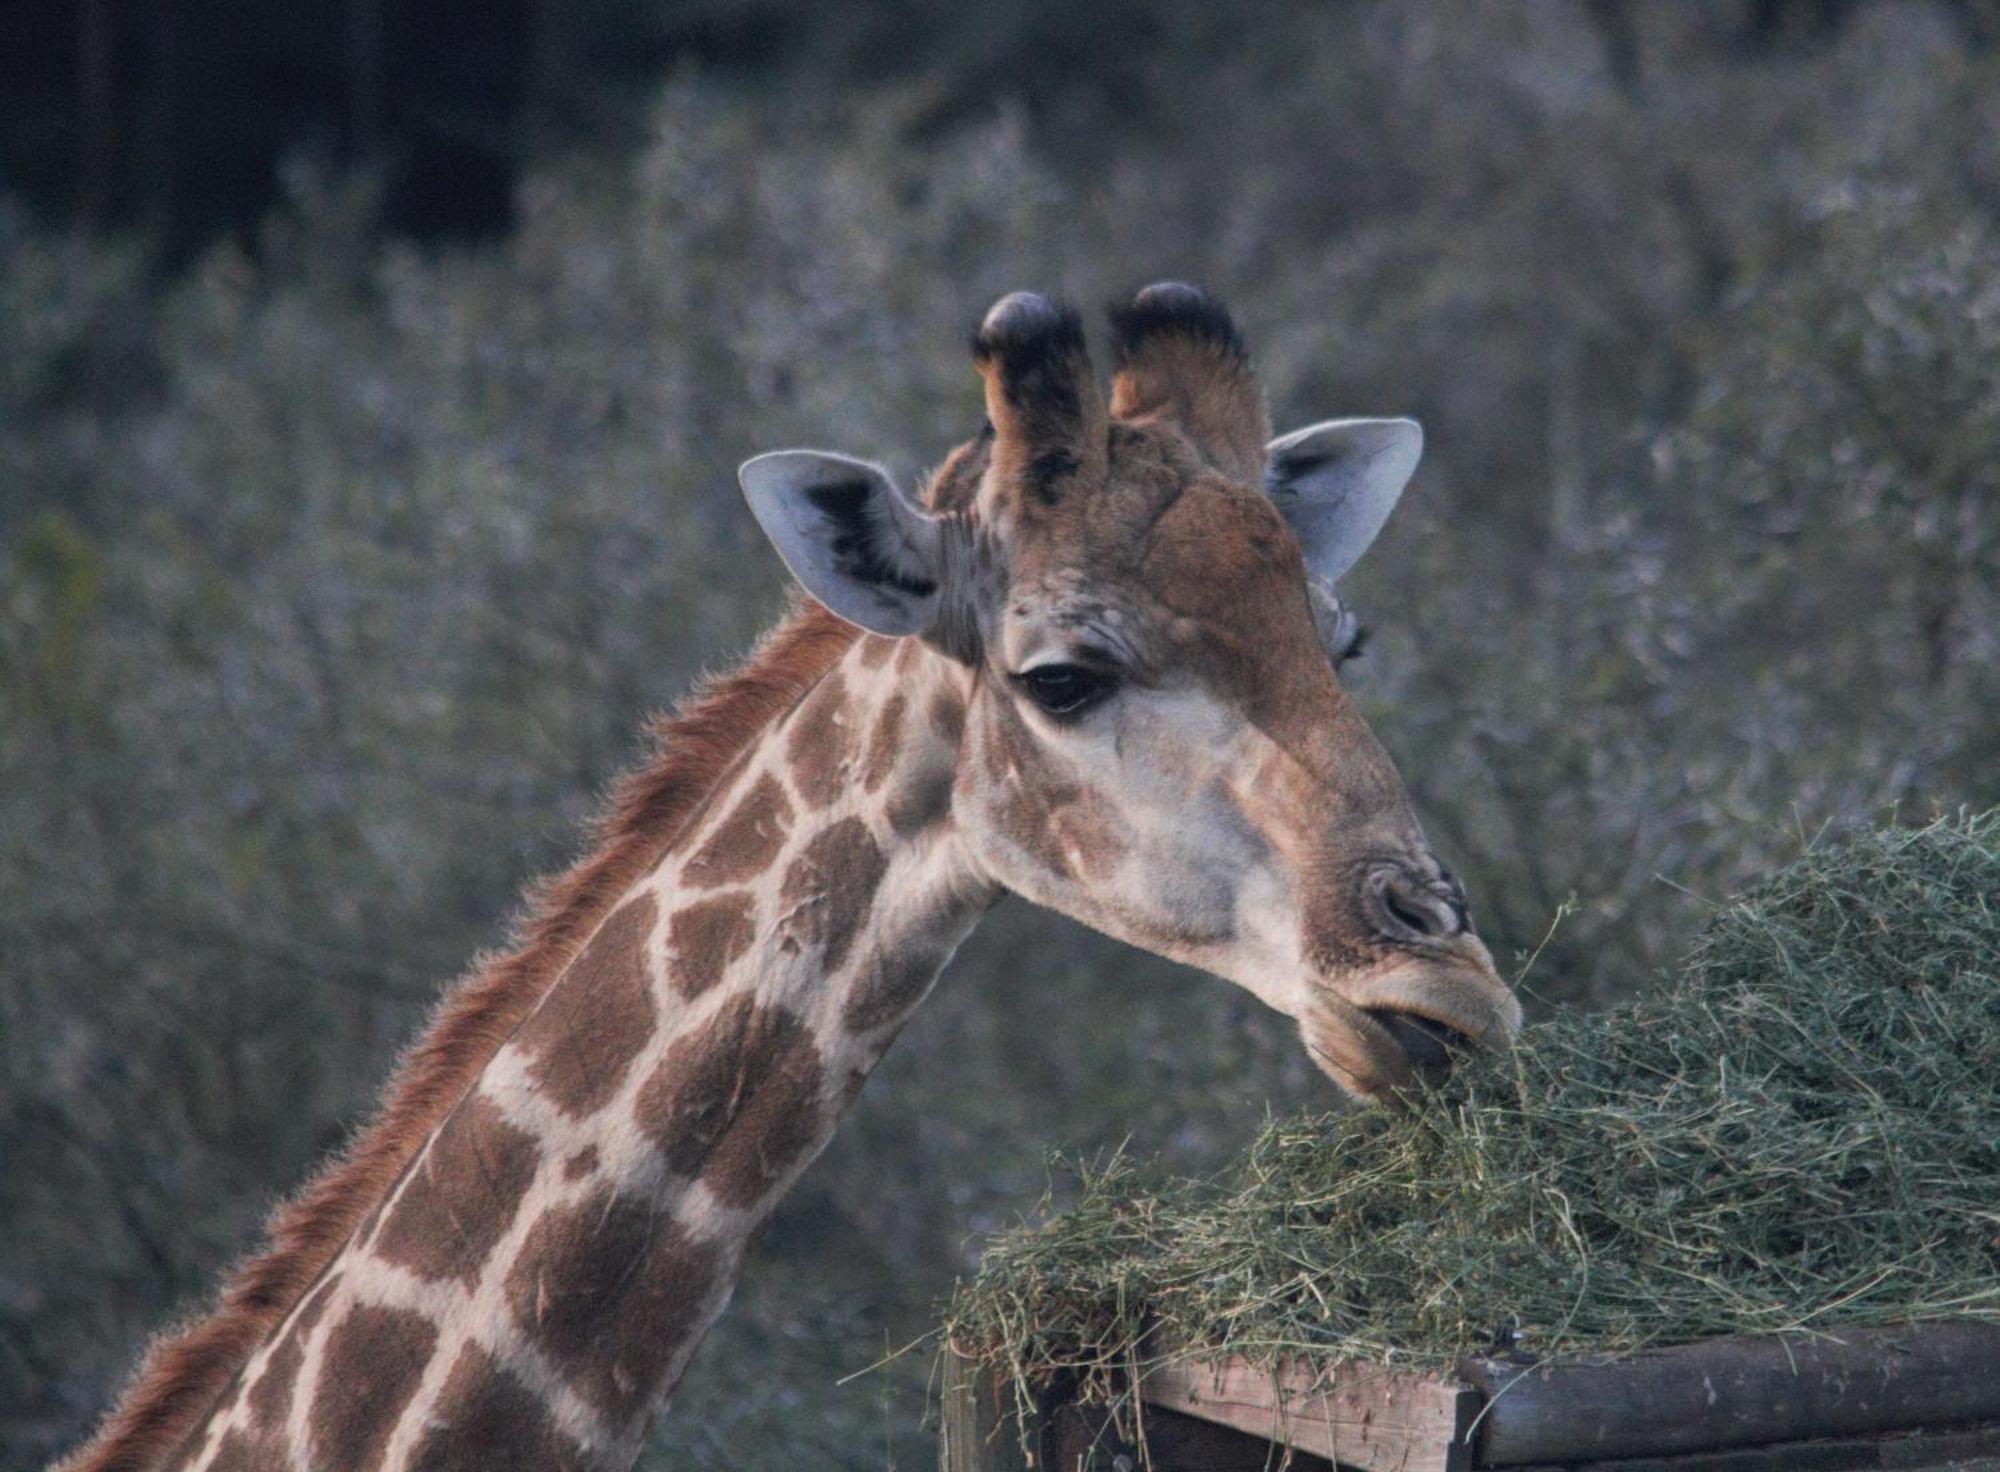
(1461, 1323, 2000, 1467)
(1036, 1399, 2000, 1472)
(940, 1350, 1034, 1472)
(1047, 1398, 1341, 1470)
(1492, 1417, 2000, 1471)
(1143, 1355, 1478, 1472)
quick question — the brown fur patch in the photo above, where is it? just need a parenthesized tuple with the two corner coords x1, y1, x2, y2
(856, 634, 897, 669)
(775, 817, 888, 973)
(682, 773, 794, 888)
(244, 1271, 340, 1434)
(841, 943, 948, 1034)
(784, 672, 851, 809)
(984, 702, 1129, 881)
(562, 1145, 599, 1181)
(666, 891, 757, 999)
(930, 691, 965, 745)
(407, 1342, 588, 1472)
(636, 995, 826, 1210)
(515, 895, 660, 1118)
(372, 1093, 540, 1285)
(308, 1304, 437, 1472)
(861, 693, 905, 792)
(503, 1186, 723, 1424)
(203, 1430, 257, 1472)
(886, 765, 954, 837)
(61, 599, 856, 1472)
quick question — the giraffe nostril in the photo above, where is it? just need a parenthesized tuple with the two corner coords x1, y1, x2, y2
(1384, 886, 1436, 935)
(1369, 866, 1462, 942)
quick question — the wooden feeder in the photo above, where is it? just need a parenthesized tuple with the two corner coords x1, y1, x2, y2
(941, 1321, 2000, 1471)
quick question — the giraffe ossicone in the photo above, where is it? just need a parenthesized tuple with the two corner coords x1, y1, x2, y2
(61, 284, 1521, 1472)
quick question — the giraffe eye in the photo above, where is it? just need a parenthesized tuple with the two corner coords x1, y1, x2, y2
(1012, 662, 1118, 718)
(1335, 621, 1373, 668)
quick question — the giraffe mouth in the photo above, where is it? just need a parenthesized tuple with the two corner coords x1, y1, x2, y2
(1299, 956, 1521, 1101)
(1364, 1007, 1475, 1080)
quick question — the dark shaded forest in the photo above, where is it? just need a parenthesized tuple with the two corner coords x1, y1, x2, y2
(3, 2, 1997, 1467)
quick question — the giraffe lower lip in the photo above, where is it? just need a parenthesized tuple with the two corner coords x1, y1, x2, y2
(1364, 1008, 1472, 1075)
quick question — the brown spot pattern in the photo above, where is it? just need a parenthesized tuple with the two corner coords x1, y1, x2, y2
(785, 672, 851, 809)
(503, 1185, 723, 1424)
(775, 817, 887, 973)
(666, 892, 757, 998)
(861, 693, 905, 792)
(886, 764, 954, 836)
(930, 691, 965, 745)
(562, 1145, 599, 1180)
(985, 702, 1128, 880)
(842, 942, 948, 1034)
(856, 634, 896, 669)
(372, 1093, 539, 1285)
(308, 1304, 437, 1472)
(683, 773, 793, 887)
(245, 1271, 340, 1433)
(516, 895, 659, 1118)
(204, 1430, 257, 1472)
(407, 1342, 589, 1472)
(636, 995, 826, 1210)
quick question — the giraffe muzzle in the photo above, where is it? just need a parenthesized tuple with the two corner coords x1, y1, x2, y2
(1299, 947, 1522, 1100)
(1364, 1007, 1474, 1082)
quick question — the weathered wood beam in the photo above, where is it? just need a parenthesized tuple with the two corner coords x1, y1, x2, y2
(942, 1323, 2000, 1470)
(940, 1350, 1035, 1472)
(1461, 1322, 2000, 1466)
(1142, 1356, 1477, 1472)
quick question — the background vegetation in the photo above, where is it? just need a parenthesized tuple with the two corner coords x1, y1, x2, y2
(3, 3, 1996, 1466)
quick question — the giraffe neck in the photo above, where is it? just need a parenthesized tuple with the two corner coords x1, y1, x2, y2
(174, 633, 995, 1472)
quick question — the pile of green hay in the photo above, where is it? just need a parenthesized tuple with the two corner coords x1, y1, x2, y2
(942, 810, 2000, 1406)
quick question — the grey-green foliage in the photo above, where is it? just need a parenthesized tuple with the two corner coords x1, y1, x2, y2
(3, 4, 1998, 1467)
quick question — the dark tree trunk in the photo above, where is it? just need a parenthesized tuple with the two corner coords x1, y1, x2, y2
(347, 0, 385, 159)
(77, 0, 115, 229)
(135, 0, 183, 246)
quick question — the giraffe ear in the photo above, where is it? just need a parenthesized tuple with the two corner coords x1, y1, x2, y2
(739, 450, 947, 637)
(1264, 418, 1422, 585)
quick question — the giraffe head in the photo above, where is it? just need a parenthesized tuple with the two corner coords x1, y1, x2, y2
(741, 284, 1519, 1099)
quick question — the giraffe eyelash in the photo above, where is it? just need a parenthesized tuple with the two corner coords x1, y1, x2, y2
(1339, 622, 1373, 665)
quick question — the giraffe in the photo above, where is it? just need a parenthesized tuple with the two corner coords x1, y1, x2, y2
(59, 284, 1521, 1472)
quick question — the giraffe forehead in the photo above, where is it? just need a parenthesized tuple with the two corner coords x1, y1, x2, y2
(999, 476, 1320, 680)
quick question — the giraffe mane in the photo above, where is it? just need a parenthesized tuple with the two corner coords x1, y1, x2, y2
(59, 596, 861, 1472)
